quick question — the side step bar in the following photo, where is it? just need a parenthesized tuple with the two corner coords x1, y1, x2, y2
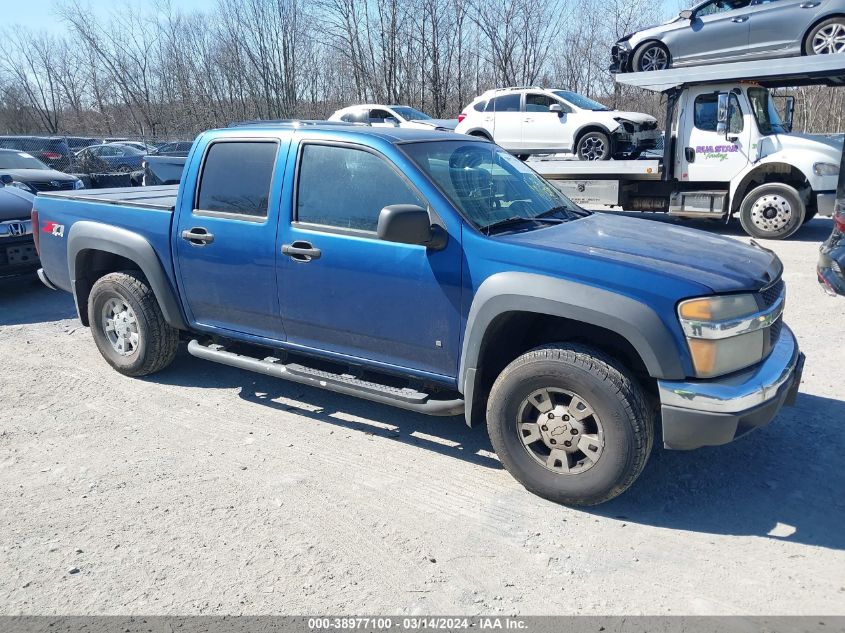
(187, 340, 465, 416)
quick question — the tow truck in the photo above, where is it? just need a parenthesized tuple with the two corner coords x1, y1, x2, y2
(531, 55, 845, 239)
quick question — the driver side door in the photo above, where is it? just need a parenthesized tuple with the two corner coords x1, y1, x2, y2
(522, 93, 574, 152)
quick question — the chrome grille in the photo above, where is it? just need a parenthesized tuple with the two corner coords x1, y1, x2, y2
(30, 180, 75, 192)
(760, 279, 784, 309)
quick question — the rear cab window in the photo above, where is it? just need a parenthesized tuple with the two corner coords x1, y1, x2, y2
(195, 141, 278, 221)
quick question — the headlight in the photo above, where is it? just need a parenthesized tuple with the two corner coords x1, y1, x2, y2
(813, 162, 839, 177)
(11, 181, 36, 194)
(73, 179, 85, 190)
(678, 293, 779, 378)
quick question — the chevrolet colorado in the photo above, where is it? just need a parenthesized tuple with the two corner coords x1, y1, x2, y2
(33, 123, 804, 505)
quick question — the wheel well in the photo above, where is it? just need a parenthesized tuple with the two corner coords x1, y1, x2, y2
(468, 130, 493, 141)
(731, 163, 811, 213)
(73, 249, 142, 326)
(468, 312, 655, 424)
(802, 13, 845, 52)
(574, 125, 611, 148)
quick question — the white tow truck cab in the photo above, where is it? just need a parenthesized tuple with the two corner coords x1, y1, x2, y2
(533, 55, 845, 239)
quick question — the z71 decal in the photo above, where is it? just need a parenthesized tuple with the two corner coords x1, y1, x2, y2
(42, 221, 65, 237)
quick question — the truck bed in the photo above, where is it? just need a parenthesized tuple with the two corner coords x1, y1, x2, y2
(38, 185, 179, 211)
(528, 157, 662, 181)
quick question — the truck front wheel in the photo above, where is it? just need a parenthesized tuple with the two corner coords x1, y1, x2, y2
(486, 344, 652, 506)
(88, 271, 179, 377)
(738, 183, 805, 240)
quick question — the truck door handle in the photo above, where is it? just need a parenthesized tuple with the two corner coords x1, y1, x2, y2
(731, 15, 748, 22)
(181, 227, 214, 245)
(685, 147, 695, 163)
(282, 241, 321, 262)
(800, 2, 820, 7)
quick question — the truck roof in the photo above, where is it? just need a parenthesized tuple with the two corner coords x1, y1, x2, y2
(221, 121, 472, 144)
(615, 55, 845, 93)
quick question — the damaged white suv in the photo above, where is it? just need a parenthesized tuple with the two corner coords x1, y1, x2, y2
(455, 87, 661, 160)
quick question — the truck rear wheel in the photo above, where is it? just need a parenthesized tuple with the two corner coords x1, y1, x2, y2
(486, 344, 652, 506)
(88, 271, 179, 377)
(738, 183, 805, 240)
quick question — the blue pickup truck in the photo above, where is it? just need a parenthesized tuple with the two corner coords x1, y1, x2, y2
(33, 122, 804, 505)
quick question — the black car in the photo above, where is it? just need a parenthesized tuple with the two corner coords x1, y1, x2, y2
(818, 205, 845, 296)
(0, 149, 83, 193)
(0, 177, 37, 279)
(149, 141, 193, 156)
(0, 136, 73, 172)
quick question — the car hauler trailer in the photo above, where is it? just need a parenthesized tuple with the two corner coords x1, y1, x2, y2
(532, 55, 845, 239)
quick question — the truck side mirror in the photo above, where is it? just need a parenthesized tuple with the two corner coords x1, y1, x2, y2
(716, 93, 729, 137)
(679, 9, 693, 19)
(783, 96, 795, 133)
(377, 204, 446, 249)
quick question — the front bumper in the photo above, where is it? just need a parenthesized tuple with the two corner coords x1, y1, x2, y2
(657, 325, 803, 450)
(610, 44, 631, 74)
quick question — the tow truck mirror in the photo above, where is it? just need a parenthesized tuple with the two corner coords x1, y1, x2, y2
(716, 93, 730, 137)
(783, 96, 795, 133)
(679, 9, 693, 19)
(377, 204, 446, 249)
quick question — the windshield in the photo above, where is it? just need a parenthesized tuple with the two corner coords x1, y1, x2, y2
(391, 106, 433, 121)
(747, 87, 787, 135)
(552, 91, 611, 112)
(0, 151, 49, 170)
(402, 140, 584, 231)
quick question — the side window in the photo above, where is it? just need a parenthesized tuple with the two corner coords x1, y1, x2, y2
(485, 94, 521, 112)
(296, 144, 424, 232)
(697, 0, 751, 16)
(196, 141, 277, 218)
(473, 100, 487, 112)
(525, 93, 556, 113)
(369, 109, 398, 124)
(694, 93, 743, 133)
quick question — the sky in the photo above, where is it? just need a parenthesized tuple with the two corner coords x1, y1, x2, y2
(10, 0, 687, 33)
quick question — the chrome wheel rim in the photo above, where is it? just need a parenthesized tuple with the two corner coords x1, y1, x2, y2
(578, 136, 607, 161)
(102, 297, 140, 356)
(517, 387, 605, 475)
(749, 194, 793, 234)
(640, 46, 668, 71)
(813, 23, 845, 54)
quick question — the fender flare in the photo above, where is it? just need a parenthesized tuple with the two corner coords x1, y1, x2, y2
(67, 221, 187, 330)
(458, 272, 686, 424)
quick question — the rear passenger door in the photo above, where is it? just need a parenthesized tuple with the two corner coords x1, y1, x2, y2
(174, 137, 290, 341)
(486, 94, 524, 150)
(277, 140, 462, 379)
(746, 0, 816, 55)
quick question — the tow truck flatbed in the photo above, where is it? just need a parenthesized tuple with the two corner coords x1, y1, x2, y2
(529, 157, 662, 181)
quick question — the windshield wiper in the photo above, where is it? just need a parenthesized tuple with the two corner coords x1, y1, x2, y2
(483, 215, 566, 235)
(537, 204, 590, 219)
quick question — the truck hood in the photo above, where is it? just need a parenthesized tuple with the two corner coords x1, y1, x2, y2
(500, 213, 781, 293)
(760, 133, 843, 164)
(0, 185, 35, 221)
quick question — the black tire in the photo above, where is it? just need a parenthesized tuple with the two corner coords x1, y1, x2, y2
(632, 42, 671, 72)
(486, 344, 653, 506)
(88, 270, 179, 377)
(803, 207, 819, 224)
(804, 17, 845, 56)
(738, 183, 806, 240)
(576, 131, 612, 161)
(515, 154, 530, 161)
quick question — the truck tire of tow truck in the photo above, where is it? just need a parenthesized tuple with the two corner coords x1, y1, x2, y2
(486, 343, 653, 506)
(88, 271, 179, 377)
(738, 183, 805, 240)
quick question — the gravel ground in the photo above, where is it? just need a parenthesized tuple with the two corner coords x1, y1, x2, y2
(1, 216, 844, 616)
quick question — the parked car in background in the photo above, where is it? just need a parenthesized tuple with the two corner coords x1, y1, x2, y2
(328, 104, 458, 131)
(613, 0, 845, 73)
(0, 136, 72, 172)
(75, 143, 144, 173)
(148, 141, 194, 156)
(818, 203, 845, 295)
(0, 149, 84, 193)
(109, 141, 156, 154)
(142, 155, 187, 186)
(65, 137, 101, 153)
(455, 87, 660, 160)
(0, 176, 37, 279)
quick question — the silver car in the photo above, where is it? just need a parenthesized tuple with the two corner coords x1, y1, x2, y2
(612, 0, 845, 73)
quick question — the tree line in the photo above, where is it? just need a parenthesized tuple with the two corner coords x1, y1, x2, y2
(0, 0, 840, 140)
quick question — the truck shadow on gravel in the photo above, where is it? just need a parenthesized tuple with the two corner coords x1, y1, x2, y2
(147, 349, 501, 470)
(595, 392, 845, 551)
(0, 275, 77, 325)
